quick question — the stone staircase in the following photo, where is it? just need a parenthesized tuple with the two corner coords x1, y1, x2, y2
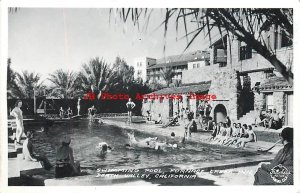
(238, 110, 256, 125)
(8, 120, 46, 186)
(8, 140, 45, 185)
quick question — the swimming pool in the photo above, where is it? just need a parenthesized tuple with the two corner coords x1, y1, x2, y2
(31, 120, 259, 174)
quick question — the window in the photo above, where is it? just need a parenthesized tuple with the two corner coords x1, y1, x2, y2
(213, 36, 227, 65)
(240, 45, 252, 60)
(193, 63, 196, 68)
(197, 63, 200, 68)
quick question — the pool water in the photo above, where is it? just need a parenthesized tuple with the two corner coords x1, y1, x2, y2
(31, 120, 259, 173)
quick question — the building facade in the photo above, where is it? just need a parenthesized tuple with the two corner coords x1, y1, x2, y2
(142, 26, 293, 126)
(133, 51, 210, 85)
(133, 57, 156, 82)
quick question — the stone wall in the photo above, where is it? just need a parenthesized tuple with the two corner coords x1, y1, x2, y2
(254, 92, 264, 111)
(182, 66, 239, 121)
(141, 98, 170, 123)
(232, 49, 292, 73)
(254, 91, 285, 115)
(273, 92, 285, 115)
(247, 71, 267, 88)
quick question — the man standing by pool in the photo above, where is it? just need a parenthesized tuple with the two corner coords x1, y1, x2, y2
(126, 98, 136, 124)
(88, 105, 97, 121)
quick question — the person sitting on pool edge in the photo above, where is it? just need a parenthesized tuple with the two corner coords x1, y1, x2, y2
(235, 125, 257, 148)
(55, 136, 81, 178)
(163, 112, 179, 128)
(155, 114, 162, 124)
(23, 130, 52, 170)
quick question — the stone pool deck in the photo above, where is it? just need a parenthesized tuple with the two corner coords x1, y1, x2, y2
(8, 117, 282, 186)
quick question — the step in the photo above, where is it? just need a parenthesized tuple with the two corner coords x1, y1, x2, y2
(8, 157, 20, 178)
(17, 153, 43, 171)
(8, 142, 23, 158)
(20, 168, 54, 186)
(8, 149, 17, 158)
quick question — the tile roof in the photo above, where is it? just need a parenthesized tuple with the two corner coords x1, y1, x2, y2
(148, 50, 210, 69)
(147, 81, 211, 95)
(260, 76, 293, 91)
(147, 61, 188, 69)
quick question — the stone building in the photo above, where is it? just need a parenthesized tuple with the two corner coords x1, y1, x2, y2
(133, 57, 157, 82)
(142, 26, 293, 126)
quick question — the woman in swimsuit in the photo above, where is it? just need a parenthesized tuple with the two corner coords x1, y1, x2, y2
(10, 100, 24, 145)
(223, 123, 239, 146)
(211, 122, 225, 144)
(126, 98, 136, 124)
(220, 123, 233, 145)
(55, 136, 80, 178)
(236, 125, 257, 148)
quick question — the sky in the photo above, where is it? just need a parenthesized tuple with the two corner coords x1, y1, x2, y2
(8, 8, 211, 82)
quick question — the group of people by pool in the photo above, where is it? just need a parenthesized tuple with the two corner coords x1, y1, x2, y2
(9, 99, 294, 184)
(209, 122, 257, 148)
(59, 107, 73, 118)
(145, 100, 257, 148)
(255, 108, 285, 130)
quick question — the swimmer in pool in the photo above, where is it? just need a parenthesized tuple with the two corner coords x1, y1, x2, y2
(165, 132, 178, 148)
(96, 142, 112, 156)
(127, 133, 157, 148)
(127, 133, 171, 151)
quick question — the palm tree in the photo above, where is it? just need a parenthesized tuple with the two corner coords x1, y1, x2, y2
(48, 69, 81, 99)
(12, 70, 44, 99)
(161, 67, 175, 87)
(109, 56, 135, 93)
(7, 58, 18, 98)
(78, 57, 114, 97)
